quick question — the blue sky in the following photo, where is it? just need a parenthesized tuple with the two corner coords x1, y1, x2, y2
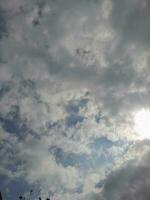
(0, 0, 150, 200)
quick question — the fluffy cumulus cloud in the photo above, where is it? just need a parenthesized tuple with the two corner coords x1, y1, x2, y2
(0, 0, 150, 199)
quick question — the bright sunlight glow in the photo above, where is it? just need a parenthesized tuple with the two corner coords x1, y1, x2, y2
(134, 109, 150, 140)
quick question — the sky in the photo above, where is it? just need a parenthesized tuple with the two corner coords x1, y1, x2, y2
(0, 0, 150, 199)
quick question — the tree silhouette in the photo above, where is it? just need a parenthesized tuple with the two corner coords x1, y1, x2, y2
(0, 192, 2, 200)
(0, 190, 51, 200)
(18, 190, 51, 200)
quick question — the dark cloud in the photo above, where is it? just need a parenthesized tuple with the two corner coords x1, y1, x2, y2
(101, 148, 150, 200)
(110, 0, 150, 47)
(0, 8, 7, 40)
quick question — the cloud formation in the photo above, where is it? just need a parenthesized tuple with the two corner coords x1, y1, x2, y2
(100, 146, 150, 200)
(1, 0, 150, 199)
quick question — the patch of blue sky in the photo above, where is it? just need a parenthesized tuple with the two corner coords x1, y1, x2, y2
(65, 98, 90, 127)
(50, 137, 131, 171)
(65, 115, 84, 127)
(0, 82, 11, 99)
(89, 136, 130, 150)
(95, 115, 101, 123)
(0, 105, 37, 139)
(0, 115, 28, 136)
(89, 136, 131, 165)
(66, 103, 79, 114)
(78, 98, 89, 108)
(50, 146, 88, 168)
(66, 98, 89, 115)
(90, 136, 114, 149)
(51, 147, 111, 171)
(0, 176, 33, 200)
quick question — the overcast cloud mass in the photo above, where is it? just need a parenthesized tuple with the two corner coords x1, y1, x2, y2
(1, 0, 150, 199)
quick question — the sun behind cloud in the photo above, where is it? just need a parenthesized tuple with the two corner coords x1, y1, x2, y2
(134, 109, 150, 140)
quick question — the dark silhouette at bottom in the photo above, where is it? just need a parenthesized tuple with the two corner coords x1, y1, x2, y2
(0, 192, 2, 200)
(0, 190, 51, 200)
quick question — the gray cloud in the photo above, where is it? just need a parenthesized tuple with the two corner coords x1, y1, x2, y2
(0, 8, 7, 40)
(99, 141, 150, 200)
(110, 0, 150, 48)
